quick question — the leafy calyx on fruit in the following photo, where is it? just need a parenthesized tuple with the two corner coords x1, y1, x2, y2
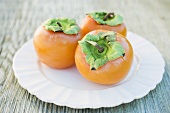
(79, 31, 125, 70)
(87, 12, 123, 26)
(43, 18, 80, 34)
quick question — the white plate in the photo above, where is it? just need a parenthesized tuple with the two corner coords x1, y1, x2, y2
(13, 32, 165, 109)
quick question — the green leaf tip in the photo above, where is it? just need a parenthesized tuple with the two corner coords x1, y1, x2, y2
(43, 18, 80, 34)
(79, 31, 125, 70)
(87, 12, 123, 26)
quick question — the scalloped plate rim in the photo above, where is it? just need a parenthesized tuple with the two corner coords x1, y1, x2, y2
(12, 31, 165, 109)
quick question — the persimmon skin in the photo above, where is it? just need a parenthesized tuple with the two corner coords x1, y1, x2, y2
(33, 26, 83, 69)
(75, 30, 133, 85)
(81, 15, 127, 37)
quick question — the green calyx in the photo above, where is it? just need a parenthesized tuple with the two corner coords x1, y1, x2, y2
(87, 12, 123, 26)
(43, 18, 80, 34)
(78, 31, 125, 70)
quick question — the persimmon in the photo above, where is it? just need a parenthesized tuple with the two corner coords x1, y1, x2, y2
(81, 12, 127, 37)
(75, 30, 133, 85)
(33, 18, 84, 69)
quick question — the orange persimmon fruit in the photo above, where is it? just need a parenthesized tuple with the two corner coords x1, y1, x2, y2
(33, 18, 84, 69)
(81, 12, 127, 37)
(75, 30, 133, 85)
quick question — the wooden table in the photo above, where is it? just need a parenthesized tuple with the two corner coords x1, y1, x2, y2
(0, 0, 170, 112)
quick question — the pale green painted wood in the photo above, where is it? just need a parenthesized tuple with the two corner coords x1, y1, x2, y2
(0, 0, 170, 113)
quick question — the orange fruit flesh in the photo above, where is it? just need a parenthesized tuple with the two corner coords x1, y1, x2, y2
(81, 15, 127, 37)
(34, 26, 83, 69)
(75, 30, 133, 85)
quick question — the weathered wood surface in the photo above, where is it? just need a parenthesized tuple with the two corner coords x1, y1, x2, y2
(0, 0, 170, 112)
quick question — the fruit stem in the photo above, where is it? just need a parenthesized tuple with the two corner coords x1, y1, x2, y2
(103, 12, 115, 21)
(57, 22, 62, 27)
(86, 40, 104, 53)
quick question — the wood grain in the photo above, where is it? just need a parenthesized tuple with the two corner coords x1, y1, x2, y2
(0, 0, 170, 112)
